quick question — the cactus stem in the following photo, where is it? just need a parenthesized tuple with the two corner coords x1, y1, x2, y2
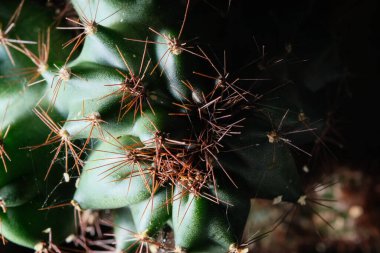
(125, 1, 207, 76)
(14, 28, 51, 86)
(195, 48, 251, 103)
(58, 15, 97, 43)
(149, 28, 207, 76)
(57, 3, 99, 56)
(57, 0, 121, 59)
(119, 227, 161, 253)
(65, 106, 106, 157)
(125, 31, 204, 76)
(27, 107, 83, 180)
(89, 128, 228, 202)
(0, 105, 11, 172)
(265, 109, 314, 157)
(48, 64, 84, 111)
(57, 66, 71, 81)
(0, 27, 48, 84)
(0, 199, 7, 213)
(0, 140, 11, 173)
(0, 218, 5, 245)
(150, 0, 190, 57)
(175, 79, 245, 191)
(86, 136, 153, 193)
(104, 44, 154, 121)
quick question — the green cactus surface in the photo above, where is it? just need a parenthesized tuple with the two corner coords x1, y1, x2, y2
(0, 0, 328, 252)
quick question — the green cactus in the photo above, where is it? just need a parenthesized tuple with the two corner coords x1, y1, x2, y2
(0, 0, 328, 252)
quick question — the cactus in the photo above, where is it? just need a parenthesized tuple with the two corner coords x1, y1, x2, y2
(1, 0, 328, 252)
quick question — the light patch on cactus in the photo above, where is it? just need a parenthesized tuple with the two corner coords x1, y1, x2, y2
(0, 199, 7, 213)
(272, 195, 283, 205)
(297, 195, 307, 206)
(58, 66, 71, 81)
(191, 88, 204, 105)
(65, 234, 76, 244)
(63, 172, 70, 183)
(38, 64, 48, 75)
(75, 178, 80, 189)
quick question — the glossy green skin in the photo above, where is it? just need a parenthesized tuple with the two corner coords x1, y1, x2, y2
(1, 0, 77, 249)
(0, 0, 325, 252)
(0, 110, 63, 187)
(0, 196, 75, 249)
(74, 136, 152, 209)
(0, 177, 38, 207)
(113, 207, 139, 252)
